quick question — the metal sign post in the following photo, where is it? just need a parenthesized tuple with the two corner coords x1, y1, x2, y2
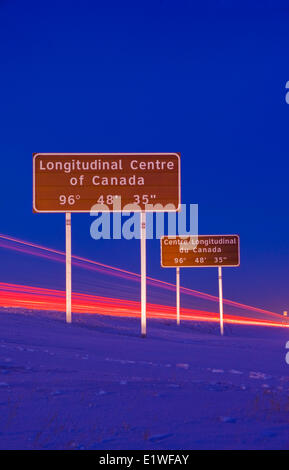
(176, 267, 180, 325)
(218, 266, 224, 336)
(140, 212, 146, 337)
(65, 212, 72, 323)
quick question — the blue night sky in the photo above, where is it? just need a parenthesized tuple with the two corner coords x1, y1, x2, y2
(0, 0, 289, 313)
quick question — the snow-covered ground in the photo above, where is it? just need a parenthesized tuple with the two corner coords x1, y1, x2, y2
(0, 308, 289, 450)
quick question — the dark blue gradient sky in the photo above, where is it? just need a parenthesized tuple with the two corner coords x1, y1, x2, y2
(0, 0, 288, 313)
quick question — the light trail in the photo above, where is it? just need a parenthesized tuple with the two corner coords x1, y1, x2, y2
(0, 233, 281, 321)
(0, 282, 285, 328)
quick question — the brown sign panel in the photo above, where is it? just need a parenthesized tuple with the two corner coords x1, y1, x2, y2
(161, 235, 240, 267)
(33, 153, 180, 213)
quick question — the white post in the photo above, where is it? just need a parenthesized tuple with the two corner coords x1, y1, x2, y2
(140, 211, 146, 337)
(176, 267, 180, 325)
(66, 212, 72, 324)
(218, 266, 224, 335)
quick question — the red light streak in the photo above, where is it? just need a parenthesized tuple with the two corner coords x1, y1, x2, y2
(0, 233, 281, 321)
(0, 282, 285, 328)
